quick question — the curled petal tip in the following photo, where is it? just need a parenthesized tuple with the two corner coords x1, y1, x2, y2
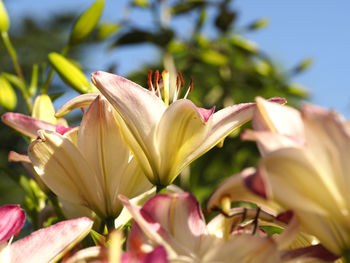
(263, 97, 287, 105)
(198, 106, 215, 122)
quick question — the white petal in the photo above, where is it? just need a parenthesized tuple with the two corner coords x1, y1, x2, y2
(155, 99, 213, 185)
(91, 71, 166, 176)
(28, 130, 105, 216)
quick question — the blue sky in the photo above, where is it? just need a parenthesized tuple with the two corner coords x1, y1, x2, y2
(4, 0, 350, 116)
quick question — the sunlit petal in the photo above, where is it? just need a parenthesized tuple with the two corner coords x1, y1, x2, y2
(8, 217, 93, 263)
(55, 93, 99, 117)
(28, 130, 105, 216)
(156, 100, 213, 185)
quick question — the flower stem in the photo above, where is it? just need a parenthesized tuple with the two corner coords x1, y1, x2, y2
(47, 191, 66, 221)
(1, 31, 24, 81)
(156, 185, 167, 194)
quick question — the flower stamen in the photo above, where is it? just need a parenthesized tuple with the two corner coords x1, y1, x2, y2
(147, 70, 155, 93)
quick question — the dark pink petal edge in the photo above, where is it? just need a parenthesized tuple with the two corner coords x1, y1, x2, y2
(282, 244, 339, 262)
(0, 205, 25, 242)
(243, 169, 267, 199)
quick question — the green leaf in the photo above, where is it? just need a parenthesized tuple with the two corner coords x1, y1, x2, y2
(199, 50, 228, 66)
(260, 225, 283, 235)
(0, 0, 9, 32)
(113, 29, 174, 47)
(132, 0, 149, 8)
(287, 83, 309, 98)
(247, 17, 269, 31)
(48, 92, 65, 102)
(0, 75, 16, 110)
(294, 57, 313, 73)
(171, 1, 205, 15)
(114, 29, 152, 46)
(231, 36, 258, 53)
(48, 52, 92, 93)
(97, 22, 120, 40)
(69, 0, 105, 46)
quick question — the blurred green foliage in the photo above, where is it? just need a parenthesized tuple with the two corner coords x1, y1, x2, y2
(0, 0, 310, 223)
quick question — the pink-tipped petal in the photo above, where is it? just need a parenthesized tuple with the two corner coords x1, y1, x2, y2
(253, 97, 304, 140)
(91, 71, 166, 157)
(9, 217, 93, 263)
(0, 205, 25, 243)
(2, 113, 57, 138)
(182, 98, 285, 171)
(207, 168, 281, 213)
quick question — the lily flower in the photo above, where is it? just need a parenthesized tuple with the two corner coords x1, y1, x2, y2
(90, 70, 286, 187)
(210, 97, 350, 256)
(119, 193, 332, 262)
(28, 95, 152, 219)
(0, 205, 93, 263)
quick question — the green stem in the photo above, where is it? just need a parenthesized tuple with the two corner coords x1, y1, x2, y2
(42, 45, 70, 93)
(1, 31, 24, 81)
(1, 31, 33, 112)
(47, 192, 66, 221)
(156, 185, 167, 194)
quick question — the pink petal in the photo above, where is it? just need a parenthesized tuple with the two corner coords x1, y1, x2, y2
(55, 124, 74, 135)
(8, 151, 31, 164)
(122, 246, 168, 263)
(197, 106, 215, 122)
(2, 113, 57, 138)
(253, 97, 304, 140)
(9, 217, 93, 263)
(282, 244, 339, 262)
(0, 205, 25, 242)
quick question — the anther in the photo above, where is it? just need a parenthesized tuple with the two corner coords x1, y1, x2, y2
(147, 70, 154, 91)
(154, 70, 160, 96)
(189, 78, 194, 93)
(178, 72, 184, 89)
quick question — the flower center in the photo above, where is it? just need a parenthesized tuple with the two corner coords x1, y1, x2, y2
(147, 70, 193, 106)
